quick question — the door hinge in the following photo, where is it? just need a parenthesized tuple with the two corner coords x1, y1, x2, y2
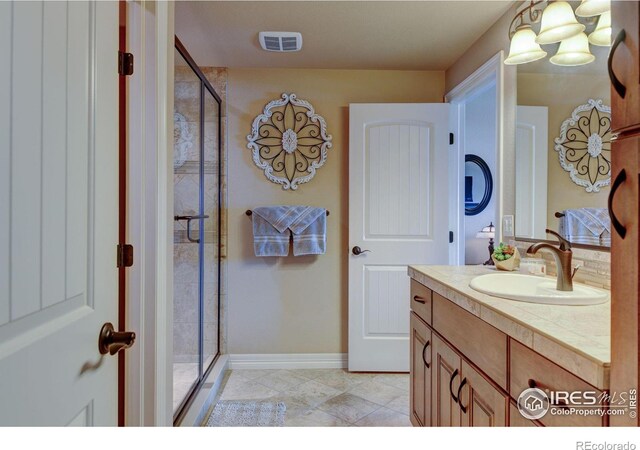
(117, 244, 134, 268)
(449, 133, 454, 145)
(118, 51, 134, 76)
(449, 231, 454, 243)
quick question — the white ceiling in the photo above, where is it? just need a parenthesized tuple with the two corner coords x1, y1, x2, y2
(175, 1, 516, 71)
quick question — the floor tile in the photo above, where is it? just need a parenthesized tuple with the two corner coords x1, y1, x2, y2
(282, 379, 342, 407)
(285, 409, 351, 427)
(347, 379, 406, 406)
(219, 379, 280, 401)
(354, 407, 411, 427)
(293, 368, 341, 381)
(314, 369, 374, 391)
(256, 370, 311, 392)
(385, 392, 410, 415)
(229, 369, 281, 381)
(317, 393, 381, 423)
(372, 373, 410, 391)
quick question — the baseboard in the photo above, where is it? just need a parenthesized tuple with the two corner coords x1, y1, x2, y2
(228, 353, 347, 370)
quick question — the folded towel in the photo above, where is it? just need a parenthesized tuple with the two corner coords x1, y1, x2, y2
(559, 207, 611, 246)
(251, 206, 327, 256)
(290, 208, 326, 256)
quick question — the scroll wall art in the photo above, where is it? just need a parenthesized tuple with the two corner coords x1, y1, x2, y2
(247, 93, 333, 190)
(554, 98, 612, 193)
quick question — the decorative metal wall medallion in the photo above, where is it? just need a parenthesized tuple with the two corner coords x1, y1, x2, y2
(247, 93, 333, 190)
(174, 111, 193, 169)
(554, 99, 612, 193)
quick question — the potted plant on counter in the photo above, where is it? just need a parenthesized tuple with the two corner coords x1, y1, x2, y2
(491, 243, 521, 271)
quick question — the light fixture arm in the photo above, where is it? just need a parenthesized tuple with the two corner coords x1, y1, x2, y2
(508, 0, 546, 39)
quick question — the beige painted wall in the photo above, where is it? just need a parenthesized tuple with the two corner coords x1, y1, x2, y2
(226, 68, 444, 354)
(445, 3, 519, 236)
(517, 72, 610, 231)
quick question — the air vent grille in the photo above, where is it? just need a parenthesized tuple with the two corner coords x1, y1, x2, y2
(259, 32, 303, 52)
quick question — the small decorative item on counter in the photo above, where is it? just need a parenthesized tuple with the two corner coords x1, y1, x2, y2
(520, 257, 546, 276)
(491, 243, 521, 271)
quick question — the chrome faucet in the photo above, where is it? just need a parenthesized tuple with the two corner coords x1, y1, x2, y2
(526, 229, 578, 292)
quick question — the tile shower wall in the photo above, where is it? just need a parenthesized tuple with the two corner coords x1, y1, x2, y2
(173, 66, 228, 363)
(514, 240, 610, 290)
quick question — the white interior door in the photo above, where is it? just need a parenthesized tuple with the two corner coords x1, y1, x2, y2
(516, 106, 548, 239)
(348, 103, 450, 372)
(0, 1, 120, 425)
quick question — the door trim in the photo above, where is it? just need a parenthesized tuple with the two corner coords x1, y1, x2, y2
(124, 0, 175, 426)
(445, 51, 506, 254)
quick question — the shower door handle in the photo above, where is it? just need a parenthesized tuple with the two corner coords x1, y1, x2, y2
(174, 215, 210, 243)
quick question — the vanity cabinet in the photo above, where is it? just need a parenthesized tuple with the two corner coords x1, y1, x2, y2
(409, 278, 607, 427)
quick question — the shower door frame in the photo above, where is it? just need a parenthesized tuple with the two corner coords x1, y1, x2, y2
(173, 36, 223, 425)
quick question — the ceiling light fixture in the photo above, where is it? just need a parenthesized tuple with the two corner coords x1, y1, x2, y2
(505, 0, 608, 66)
(550, 32, 596, 66)
(575, 0, 611, 18)
(536, 1, 585, 44)
(588, 10, 612, 46)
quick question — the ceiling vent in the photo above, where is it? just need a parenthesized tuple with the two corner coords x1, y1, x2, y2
(259, 32, 303, 52)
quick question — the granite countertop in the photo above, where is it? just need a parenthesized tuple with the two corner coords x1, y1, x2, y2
(408, 265, 610, 390)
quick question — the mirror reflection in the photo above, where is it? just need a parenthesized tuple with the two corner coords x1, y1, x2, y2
(515, 11, 611, 248)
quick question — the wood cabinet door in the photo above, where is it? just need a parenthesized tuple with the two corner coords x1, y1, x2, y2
(431, 335, 462, 426)
(610, 134, 640, 427)
(459, 361, 508, 427)
(611, 0, 640, 132)
(410, 313, 432, 426)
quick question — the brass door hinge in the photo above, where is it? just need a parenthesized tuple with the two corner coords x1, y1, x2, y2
(117, 244, 134, 268)
(118, 51, 134, 76)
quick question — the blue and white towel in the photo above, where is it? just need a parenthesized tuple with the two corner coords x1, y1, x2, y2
(559, 208, 611, 246)
(251, 206, 327, 257)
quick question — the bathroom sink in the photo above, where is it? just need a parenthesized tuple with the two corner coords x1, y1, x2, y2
(469, 273, 609, 306)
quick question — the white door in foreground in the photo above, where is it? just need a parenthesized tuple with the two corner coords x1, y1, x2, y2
(0, 1, 120, 425)
(348, 104, 450, 372)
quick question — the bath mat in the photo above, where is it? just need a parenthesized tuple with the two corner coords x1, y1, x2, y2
(205, 401, 286, 427)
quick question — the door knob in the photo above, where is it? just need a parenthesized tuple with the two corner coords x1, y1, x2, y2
(98, 322, 136, 356)
(352, 246, 371, 256)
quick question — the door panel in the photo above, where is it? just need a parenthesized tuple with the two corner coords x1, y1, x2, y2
(460, 360, 508, 427)
(0, 1, 119, 425)
(349, 103, 449, 371)
(410, 313, 431, 426)
(431, 335, 461, 427)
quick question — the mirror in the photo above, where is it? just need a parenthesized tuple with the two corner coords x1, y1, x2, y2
(515, 7, 611, 249)
(465, 154, 494, 216)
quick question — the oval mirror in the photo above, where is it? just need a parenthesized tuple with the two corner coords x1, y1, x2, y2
(465, 154, 493, 216)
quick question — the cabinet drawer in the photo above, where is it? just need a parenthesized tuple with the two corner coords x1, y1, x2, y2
(510, 340, 605, 427)
(432, 293, 508, 390)
(410, 280, 432, 325)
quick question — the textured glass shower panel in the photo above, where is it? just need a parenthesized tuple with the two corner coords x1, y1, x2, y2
(203, 88, 220, 369)
(172, 48, 201, 413)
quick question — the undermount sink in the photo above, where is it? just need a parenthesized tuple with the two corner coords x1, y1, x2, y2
(469, 273, 609, 306)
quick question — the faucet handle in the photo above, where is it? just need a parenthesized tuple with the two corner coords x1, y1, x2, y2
(545, 228, 571, 251)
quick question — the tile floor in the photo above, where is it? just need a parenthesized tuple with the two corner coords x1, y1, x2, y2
(205, 368, 411, 427)
(173, 362, 199, 413)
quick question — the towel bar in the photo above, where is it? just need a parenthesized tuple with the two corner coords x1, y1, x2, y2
(245, 209, 329, 216)
(555, 212, 565, 218)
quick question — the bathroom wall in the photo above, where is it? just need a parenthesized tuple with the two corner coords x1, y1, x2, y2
(517, 72, 610, 229)
(226, 68, 445, 354)
(464, 85, 497, 265)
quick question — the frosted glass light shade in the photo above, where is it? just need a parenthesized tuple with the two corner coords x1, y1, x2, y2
(536, 1, 585, 44)
(505, 25, 547, 65)
(589, 11, 611, 46)
(550, 32, 596, 66)
(575, 0, 610, 17)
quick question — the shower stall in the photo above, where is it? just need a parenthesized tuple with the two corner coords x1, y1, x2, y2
(172, 37, 222, 422)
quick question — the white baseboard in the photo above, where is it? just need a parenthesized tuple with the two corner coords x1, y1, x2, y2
(228, 353, 347, 370)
